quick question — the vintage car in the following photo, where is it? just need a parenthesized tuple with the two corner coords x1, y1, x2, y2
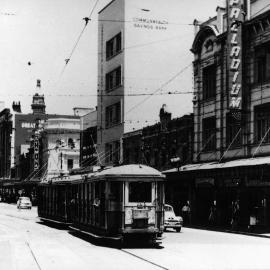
(17, 197, 32, 209)
(164, 204, 183, 232)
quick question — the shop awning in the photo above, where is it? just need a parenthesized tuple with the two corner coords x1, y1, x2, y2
(163, 156, 270, 174)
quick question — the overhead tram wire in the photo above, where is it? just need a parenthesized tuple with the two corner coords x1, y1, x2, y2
(0, 90, 193, 97)
(125, 63, 193, 116)
(59, 0, 100, 78)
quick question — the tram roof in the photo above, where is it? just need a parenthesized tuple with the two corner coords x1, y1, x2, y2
(95, 164, 165, 179)
(40, 165, 164, 184)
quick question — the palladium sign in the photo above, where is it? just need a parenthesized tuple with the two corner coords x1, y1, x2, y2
(227, 0, 243, 110)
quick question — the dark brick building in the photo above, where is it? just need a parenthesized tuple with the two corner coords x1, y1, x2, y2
(0, 108, 12, 178)
(123, 106, 194, 172)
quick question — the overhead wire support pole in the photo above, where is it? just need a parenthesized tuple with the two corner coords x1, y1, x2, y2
(194, 133, 215, 162)
(252, 126, 270, 158)
(219, 128, 241, 163)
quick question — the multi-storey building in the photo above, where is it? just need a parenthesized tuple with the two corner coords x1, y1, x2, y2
(97, 0, 180, 166)
(79, 110, 98, 168)
(165, 0, 270, 229)
(41, 117, 80, 179)
(123, 106, 193, 170)
(0, 108, 12, 178)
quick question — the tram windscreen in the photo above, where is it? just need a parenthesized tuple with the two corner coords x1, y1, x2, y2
(129, 182, 151, 202)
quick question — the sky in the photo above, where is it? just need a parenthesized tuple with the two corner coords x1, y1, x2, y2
(0, 0, 220, 124)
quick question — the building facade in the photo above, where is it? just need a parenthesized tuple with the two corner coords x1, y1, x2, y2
(0, 108, 12, 179)
(41, 117, 80, 179)
(80, 110, 98, 168)
(165, 0, 270, 230)
(97, 0, 181, 166)
(123, 108, 193, 171)
(123, 129, 143, 165)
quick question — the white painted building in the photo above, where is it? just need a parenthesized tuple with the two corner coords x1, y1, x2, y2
(97, 0, 184, 166)
(42, 117, 80, 179)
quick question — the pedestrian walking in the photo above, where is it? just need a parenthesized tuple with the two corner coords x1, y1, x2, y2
(182, 201, 191, 225)
(231, 200, 240, 230)
(208, 201, 217, 227)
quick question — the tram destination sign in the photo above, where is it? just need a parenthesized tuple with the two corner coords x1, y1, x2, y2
(227, 0, 244, 112)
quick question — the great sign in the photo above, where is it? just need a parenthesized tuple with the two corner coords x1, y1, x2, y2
(227, 0, 244, 110)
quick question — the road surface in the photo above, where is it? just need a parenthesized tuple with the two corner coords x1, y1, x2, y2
(0, 203, 269, 270)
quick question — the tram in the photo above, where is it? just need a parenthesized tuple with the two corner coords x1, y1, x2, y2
(37, 164, 165, 243)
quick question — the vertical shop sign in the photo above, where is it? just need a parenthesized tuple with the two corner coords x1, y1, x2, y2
(227, 0, 244, 112)
(34, 131, 39, 171)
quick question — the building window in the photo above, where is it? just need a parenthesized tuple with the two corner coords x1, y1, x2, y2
(68, 138, 75, 149)
(105, 66, 122, 92)
(105, 102, 121, 128)
(204, 39, 214, 53)
(106, 32, 122, 59)
(226, 113, 241, 147)
(203, 64, 216, 100)
(105, 141, 120, 164)
(68, 159, 73, 170)
(255, 104, 270, 144)
(254, 42, 270, 84)
(202, 117, 216, 151)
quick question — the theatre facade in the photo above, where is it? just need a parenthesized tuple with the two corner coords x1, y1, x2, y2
(165, 1, 270, 231)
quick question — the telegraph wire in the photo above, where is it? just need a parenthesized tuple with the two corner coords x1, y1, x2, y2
(59, 0, 100, 78)
(125, 63, 193, 116)
(0, 90, 193, 97)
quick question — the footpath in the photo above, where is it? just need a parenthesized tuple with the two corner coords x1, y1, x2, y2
(185, 224, 270, 239)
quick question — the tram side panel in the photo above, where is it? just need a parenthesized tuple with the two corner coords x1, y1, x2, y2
(106, 181, 123, 233)
(38, 183, 71, 224)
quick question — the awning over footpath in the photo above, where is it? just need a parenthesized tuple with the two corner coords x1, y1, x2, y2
(163, 156, 270, 174)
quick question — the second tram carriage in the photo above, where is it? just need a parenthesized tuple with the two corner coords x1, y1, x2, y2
(38, 164, 165, 243)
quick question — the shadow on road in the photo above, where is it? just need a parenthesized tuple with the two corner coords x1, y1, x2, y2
(36, 220, 69, 231)
(68, 230, 164, 250)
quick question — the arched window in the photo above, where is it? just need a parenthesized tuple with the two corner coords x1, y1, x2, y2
(68, 138, 75, 149)
(204, 39, 213, 53)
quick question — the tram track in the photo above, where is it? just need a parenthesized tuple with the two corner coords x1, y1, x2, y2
(121, 249, 170, 270)
(25, 241, 42, 270)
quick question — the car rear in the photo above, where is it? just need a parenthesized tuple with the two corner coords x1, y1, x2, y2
(18, 197, 32, 209)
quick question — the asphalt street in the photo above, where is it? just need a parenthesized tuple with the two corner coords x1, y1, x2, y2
(0, 203, 269, 270)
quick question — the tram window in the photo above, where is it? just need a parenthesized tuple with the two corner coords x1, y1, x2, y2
(110, 182, 122, 201)
(129, 182, 152, 203)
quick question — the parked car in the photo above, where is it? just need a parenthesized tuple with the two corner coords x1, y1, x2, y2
(164, 204, 183, 232)
(17, 197, 32, 209)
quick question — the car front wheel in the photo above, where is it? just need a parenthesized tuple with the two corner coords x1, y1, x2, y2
(175, 228, 181, 232)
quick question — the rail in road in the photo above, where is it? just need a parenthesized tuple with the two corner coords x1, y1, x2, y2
(25, 241, 42, 270)
(121, 249, 169, 270)
(0, 208, 170, 270)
